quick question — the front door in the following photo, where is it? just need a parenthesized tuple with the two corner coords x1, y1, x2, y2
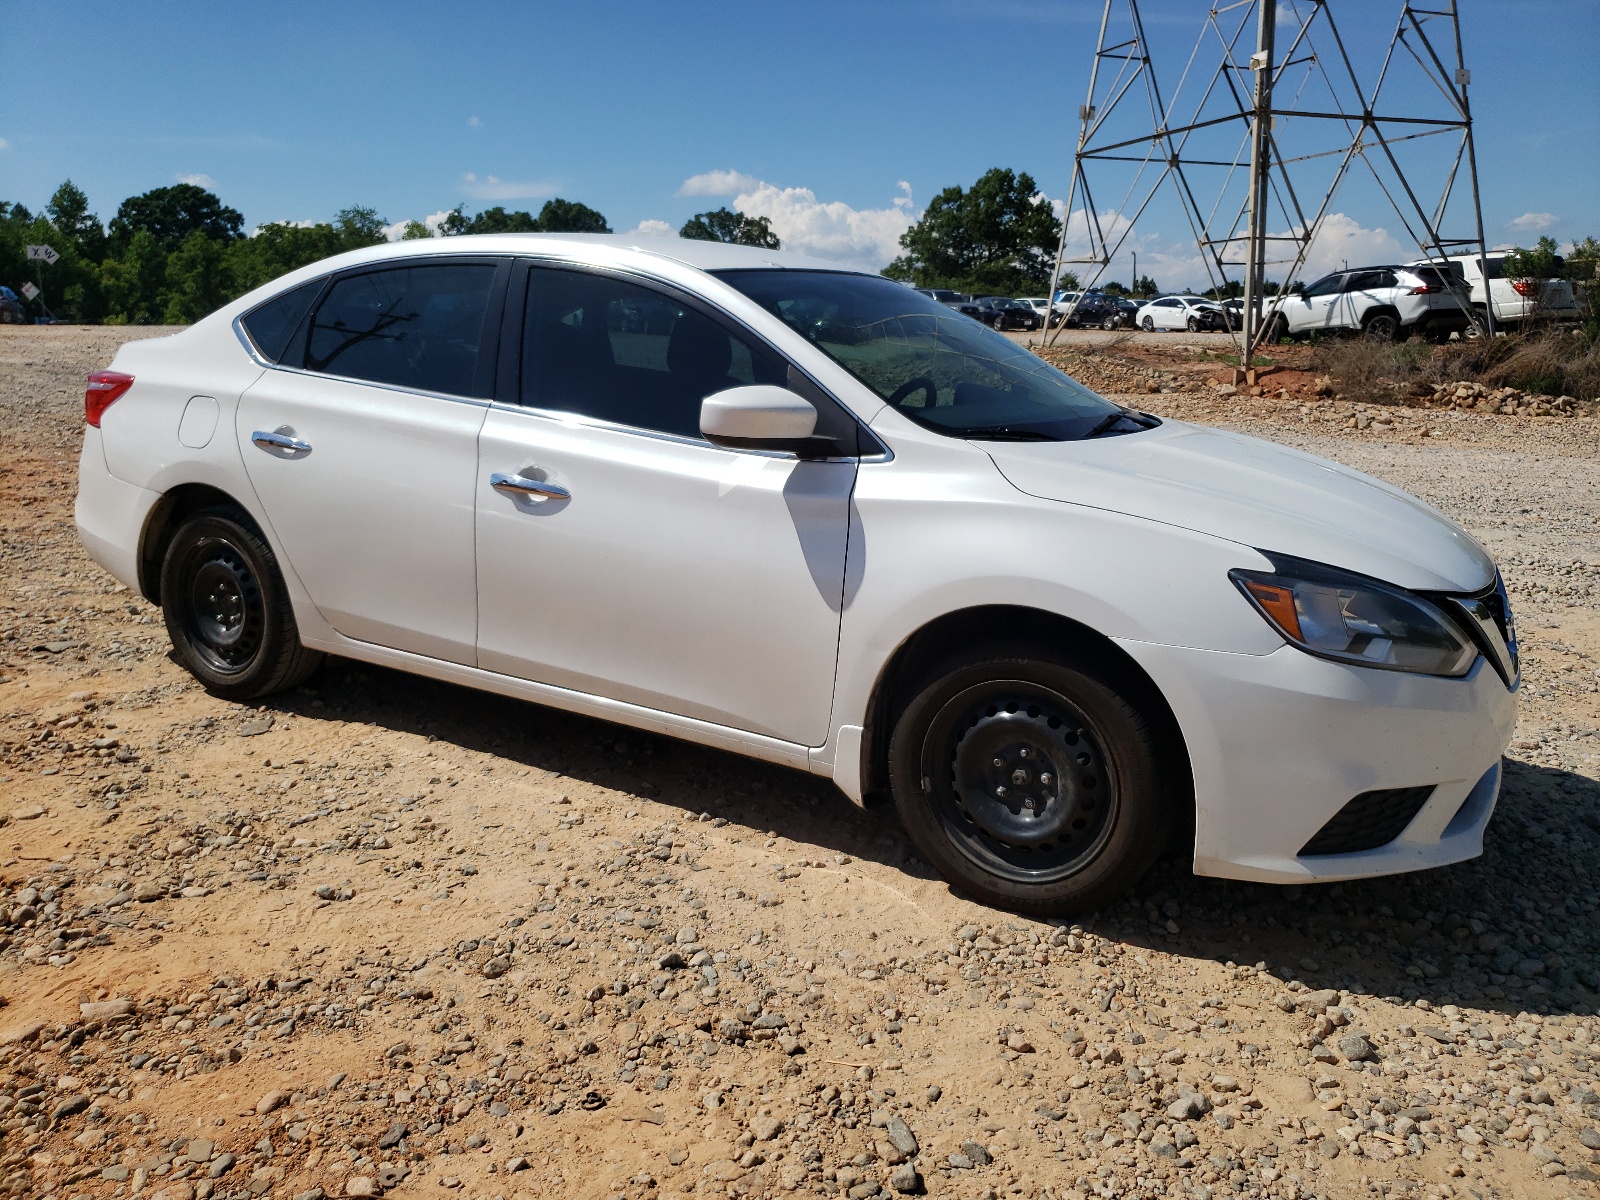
(238, 259, 505, 664)
(475, 265, 855, 745)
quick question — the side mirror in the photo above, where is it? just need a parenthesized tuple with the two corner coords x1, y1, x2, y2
(700, 385, 820, 454)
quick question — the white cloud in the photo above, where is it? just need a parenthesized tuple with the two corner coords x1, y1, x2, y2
(248, 219, 318, 237)
(678, 173, 915, 270)
(381, 210, 457, 241)
(1294, 212, 1405, 278)
(677, 169, 759, 198)
(0, 138, 9, 151)
(468, 116, 482, 128)
(461, 173, 555, 202)
(176, 172, 216, 188)
(625, 219, 675, 237)
(1509, 211, 1557, 232)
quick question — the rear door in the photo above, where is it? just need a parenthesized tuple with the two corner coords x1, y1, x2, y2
(1339, 269, 1396, 329)
(238, 258, 506, 664)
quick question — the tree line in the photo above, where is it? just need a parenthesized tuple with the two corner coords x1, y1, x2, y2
(0, 181, 786, 325)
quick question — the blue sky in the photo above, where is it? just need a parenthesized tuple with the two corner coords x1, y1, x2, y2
(3, 0, 1596, 288)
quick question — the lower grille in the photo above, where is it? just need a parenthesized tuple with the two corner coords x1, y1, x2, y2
(1299, 786, 1435, 856)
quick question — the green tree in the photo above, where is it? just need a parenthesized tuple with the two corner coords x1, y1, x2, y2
(163, 230, 230, 323)
(110, 184, 244, 251)
(1131, 274, 1159, 297)
(883, 168, 1060, 295)
(536, 198, 611, 234)
(46, 180, 106, 261)
(100, 230, 169, 323)
(333, 206, 387, 249)
(1501, 236, 1562, 284)
(462, 206, 541, 234)
(401, 220, 433, 240)
(1562, 235, 1598, 281)
(679, 207, 780, 249)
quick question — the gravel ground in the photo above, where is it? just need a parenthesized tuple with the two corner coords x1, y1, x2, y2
(1, 326, 1598, 1200)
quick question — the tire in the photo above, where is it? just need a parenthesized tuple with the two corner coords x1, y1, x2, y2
(1101, 316, 1117, 331)
(1264, 314, 1288, 343)
(888, 646, 1177, 915)
(160, 507, 323, 701)
(1140, 316, 1155, 332)
(1186, 316, 1199, 332)
(1362, 312, 1399, 341)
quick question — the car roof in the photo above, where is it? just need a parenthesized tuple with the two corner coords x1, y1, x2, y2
(292, 232, 864, 276)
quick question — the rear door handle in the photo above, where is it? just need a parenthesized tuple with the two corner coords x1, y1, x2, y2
(490, 471, 570, 502)
(252, 429, 312, 453)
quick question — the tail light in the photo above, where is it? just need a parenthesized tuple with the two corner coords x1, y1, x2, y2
(1512, 280, 1537, 297)
(86, 370, 135, 427)
(1408, 284, 1434, 294)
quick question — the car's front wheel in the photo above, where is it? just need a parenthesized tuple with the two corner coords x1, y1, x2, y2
(888, 647, 1177, 915)
(1140, 316, 1155, 332)
(160, 507, 323, 701)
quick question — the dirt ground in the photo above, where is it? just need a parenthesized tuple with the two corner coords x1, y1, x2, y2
(1, 325, 1598, 1200)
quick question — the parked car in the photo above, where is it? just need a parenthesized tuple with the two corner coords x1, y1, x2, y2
(913, 287, 984, 322)
(0, 286, 23, 324)
(1060, 292, 1124, 330)
(1403, 252, 1580, 329)
(1267, 265, 1471, 342)
(972, 296, 1042, 331)
(1135, 295, 1229, 332)
(77, 234, 1517, 915)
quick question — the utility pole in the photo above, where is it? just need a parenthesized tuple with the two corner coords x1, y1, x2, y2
(1240, 0, 1275, 364)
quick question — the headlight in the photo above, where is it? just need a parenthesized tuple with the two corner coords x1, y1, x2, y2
(1230, 553, 1479, 677)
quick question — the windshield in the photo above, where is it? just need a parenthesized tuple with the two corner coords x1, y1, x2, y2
(715, 269, 1145, 441)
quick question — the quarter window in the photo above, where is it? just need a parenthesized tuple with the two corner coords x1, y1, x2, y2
(304, 263, 496, 396)
(521, 268, 786, 439)
(240, 279, 322, 364)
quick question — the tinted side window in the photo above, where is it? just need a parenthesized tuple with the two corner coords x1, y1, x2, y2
(305, 263, 495, 396)
(241, 279, 322, 364)
(521, 268, 786, 439)
(1303, 274, 1342, 297)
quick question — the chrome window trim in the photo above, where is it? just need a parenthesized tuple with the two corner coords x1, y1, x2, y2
(229, 249, 893, 460)
(483, 397, 889, 463)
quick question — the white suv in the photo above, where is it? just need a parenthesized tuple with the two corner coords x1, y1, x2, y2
(1405, 252, 1580, 328)
(1269, 265, 1471, 341)
(75, 234, 1517, 914)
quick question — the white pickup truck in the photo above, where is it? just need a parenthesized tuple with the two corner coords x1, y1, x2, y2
(1406, 252, 1580, 328)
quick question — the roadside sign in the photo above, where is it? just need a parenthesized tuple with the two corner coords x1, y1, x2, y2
(25, 244, 60, 265)
(20, 282, 40, 301)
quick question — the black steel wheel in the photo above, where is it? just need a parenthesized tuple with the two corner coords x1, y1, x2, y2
(160, 507, 322, 700)
(889, 649, 1177, 915)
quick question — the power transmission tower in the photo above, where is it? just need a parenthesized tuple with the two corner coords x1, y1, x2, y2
(1045, 0, 1494, 362)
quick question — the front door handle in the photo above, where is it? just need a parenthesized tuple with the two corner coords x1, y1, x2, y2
(252, 429, 312, 453)
(490, 471, 570, 502)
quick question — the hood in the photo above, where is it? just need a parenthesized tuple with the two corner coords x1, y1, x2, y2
(985, 420, 1494, 593)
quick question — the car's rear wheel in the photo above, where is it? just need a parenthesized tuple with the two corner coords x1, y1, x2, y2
(1362, 312, 1400, 340)
(160, 507, 322, 701)
(888, 647, 1176, 915)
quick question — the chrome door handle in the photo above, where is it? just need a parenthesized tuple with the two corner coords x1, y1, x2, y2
(252, 429, 312, 453)
(490, 471, 570, 502)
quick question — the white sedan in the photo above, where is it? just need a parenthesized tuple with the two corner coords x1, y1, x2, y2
(1135, 294, 1230, 332)
(76, 235, 1517, 914)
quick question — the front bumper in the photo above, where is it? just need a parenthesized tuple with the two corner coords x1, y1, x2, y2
(1114, 637, 1517, 883)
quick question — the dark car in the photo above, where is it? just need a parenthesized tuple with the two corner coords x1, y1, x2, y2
(1059, 292, 1126, 330)
(972, 296, 1042, 331)
(0, 286, 23, 325)
(912, 287, 985, 321)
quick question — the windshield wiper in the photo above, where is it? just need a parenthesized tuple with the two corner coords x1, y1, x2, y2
(953, 425, 1059, 441)
(1083, 410, 1149, 438)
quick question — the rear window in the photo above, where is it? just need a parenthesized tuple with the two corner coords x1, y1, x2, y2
(240, 280, 322, 364)
(304, 263, 496, 397)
